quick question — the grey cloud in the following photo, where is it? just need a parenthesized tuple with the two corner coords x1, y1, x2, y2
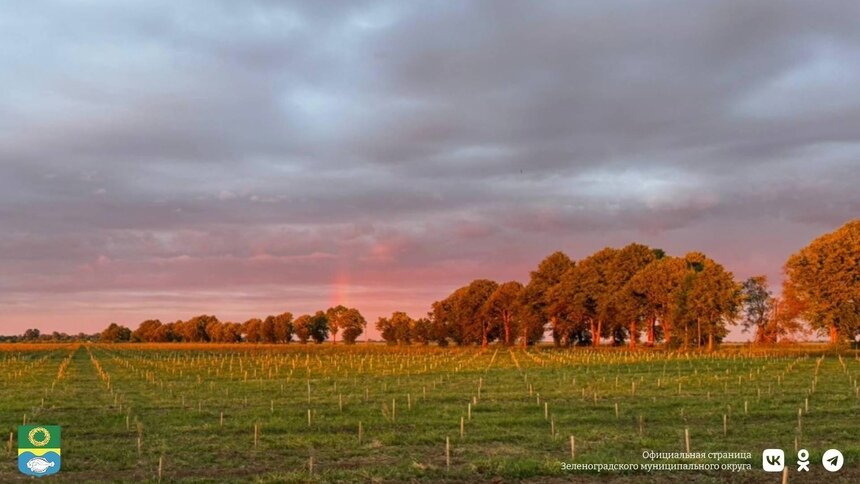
(1, 1, 860, 335)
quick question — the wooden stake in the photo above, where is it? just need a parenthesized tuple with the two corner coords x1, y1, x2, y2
(467, 403, 472, 420)
(570, 435, 575, 459)
(358, 421, 363, 444)
(684, 428, 691, 453)
(158, 456, 163, 482)
(220, 412, 224, 427)
(446, 436, 451, 470)
(460, 416, 465, 438)
(723, 414, 727, 436)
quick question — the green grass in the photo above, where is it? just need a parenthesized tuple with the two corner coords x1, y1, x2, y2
(1, 343, 858, 482)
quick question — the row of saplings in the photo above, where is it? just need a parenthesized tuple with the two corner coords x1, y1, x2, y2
(102, 219, 860, 349)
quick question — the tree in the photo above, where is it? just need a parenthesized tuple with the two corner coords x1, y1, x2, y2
(205, 319, 224, 343)
(679, 253, 741, 351)
(376, 312, 413, 345)
(132, 320, 162, 342)
(272, 312, 293, 343)
(431, 280, 499, 347)
(178, 315, 217, 342)
(308, 311, 329, 344)
(411, 317, 433, 345)
(260, 316, 277, 343)
(623, 257, 688, 346)
(243, 318, 263, 343)
(325, 305, 349, 344)
(293, 315, 312, 344)
(571, 248, 618, 347)
(521, 252, 574, 346)
(606, 244, 658, 348)
(22, 328, 41, 341)
(338, 308, 366, 344)
(448, 279, 498, 347)
(482, 281, 524, 345)
(151, 322, 178, 342)
(784, 219, 860, 344)
(218, 323, 242, 343)
(546, 263, 598, 347)
(741, 276, 776, 344)
(100, 323, 132, 343)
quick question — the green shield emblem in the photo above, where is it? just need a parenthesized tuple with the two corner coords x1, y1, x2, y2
(18, 425, 61, 477)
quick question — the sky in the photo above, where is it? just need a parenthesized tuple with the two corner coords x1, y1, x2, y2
(1, 1, 859, 340)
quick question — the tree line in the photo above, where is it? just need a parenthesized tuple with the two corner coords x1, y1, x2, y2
(373, 219, 860, 349)
(7, 220, 858, 348)
(98, 306, 367, 344)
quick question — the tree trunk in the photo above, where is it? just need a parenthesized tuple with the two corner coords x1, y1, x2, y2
(629, 320, 637, 349)
(707, 332, 714, 352)
(695, 319, 701, 350)
(663, 318, 671, 346)
(594, 320, 602, 347)
(503, 314, 511, 346)
(683, 321, 689, 351)
(550, 317, 560, 347)
(830, 324, 838, 344)
(647, 318, 655, 346)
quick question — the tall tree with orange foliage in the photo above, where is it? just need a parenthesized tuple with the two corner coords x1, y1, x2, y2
(784, 219, 860, 344)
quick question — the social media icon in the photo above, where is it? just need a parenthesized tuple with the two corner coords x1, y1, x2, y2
(762, 449, 785, 472)
(797, 449, 810, 472)
(822, 449, 843, 472)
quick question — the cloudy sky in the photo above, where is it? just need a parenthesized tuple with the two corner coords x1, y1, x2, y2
(2, 1, 859, 339)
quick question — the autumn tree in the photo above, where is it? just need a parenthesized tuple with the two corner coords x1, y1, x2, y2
(100, 323, 132, 343)
(482, 281, 524, 345)
(411, 317, 433, 345)
(243, 318, 263, 343)
(219, 322, 243, 343)
(546, 265, 592, 346)
(678, 252, 741, 351)
(784, 219, 860, 344)
(521, 251, 574, 345)
(377, 312, 413, 345)
(293, 314, 312, 343)
(571, 248, 618, 346)
(272, 312, 294, 343)
(132, 319, 163, 342)
(308, 311, 329, 343)
(178, 315, 218, 342)
(606, 244, 658, 348)
(338, 308, 366, 344)
(260, 316, 277, 343)
(325, 305, 349, 344)
(623, 256, 687, 345)
(741, 276, 776, 344)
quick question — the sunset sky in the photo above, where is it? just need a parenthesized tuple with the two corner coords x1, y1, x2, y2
(2, 1, 859, 339)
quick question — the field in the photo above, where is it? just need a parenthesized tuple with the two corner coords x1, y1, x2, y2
(1, 344, 859, 483)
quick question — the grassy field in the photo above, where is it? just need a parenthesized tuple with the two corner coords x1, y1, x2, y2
(1, 343, 858, 483)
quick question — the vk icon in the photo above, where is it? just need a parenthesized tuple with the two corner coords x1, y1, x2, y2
(762, 449, 785, 472)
